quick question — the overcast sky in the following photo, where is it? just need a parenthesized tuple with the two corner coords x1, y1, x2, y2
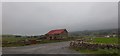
(2, 2, 118, 35)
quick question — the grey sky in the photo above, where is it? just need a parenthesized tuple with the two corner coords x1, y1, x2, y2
(2, 2, 118, 35)
(0, 2, 2, 35)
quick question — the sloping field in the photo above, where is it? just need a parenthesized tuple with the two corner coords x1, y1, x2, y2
(2, 37, 37, 42)
(92, 37, 118, 44)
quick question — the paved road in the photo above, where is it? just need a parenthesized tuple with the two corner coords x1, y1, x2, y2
(2, 41, 80, 54)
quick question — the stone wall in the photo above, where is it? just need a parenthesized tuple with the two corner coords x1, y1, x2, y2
(70, 40, 119, 50)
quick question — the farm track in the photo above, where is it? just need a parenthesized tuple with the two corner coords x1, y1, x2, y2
(2, 41, 80, 54)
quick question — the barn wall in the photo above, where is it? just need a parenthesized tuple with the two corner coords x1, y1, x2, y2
(58, 32, 68, 39)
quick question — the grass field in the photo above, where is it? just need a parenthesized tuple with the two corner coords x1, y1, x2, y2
(2, 37, 38, 47)
(2, 37, 74, 47)
(0, 37, 1, 46)
(71, 47, 119, 56)
(2, 37, 37, 42)
(91, 37, 118, 44)
(71, 37, 119, 55)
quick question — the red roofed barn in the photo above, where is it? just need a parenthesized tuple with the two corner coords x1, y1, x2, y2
(45, 29, 68, 40)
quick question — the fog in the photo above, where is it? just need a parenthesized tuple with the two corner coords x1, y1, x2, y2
(2, 2, 118, 35)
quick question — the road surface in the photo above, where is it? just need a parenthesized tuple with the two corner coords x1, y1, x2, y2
(2, 41, 80, 54)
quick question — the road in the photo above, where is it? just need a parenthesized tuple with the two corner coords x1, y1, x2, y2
(2, 41, 80, 54)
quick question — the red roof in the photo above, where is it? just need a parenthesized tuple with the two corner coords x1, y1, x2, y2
(47, 29, 67, 35)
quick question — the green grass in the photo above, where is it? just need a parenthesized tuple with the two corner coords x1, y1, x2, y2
(71, 47, 96, 54)
(38, 39, 67, 44)
(71, 47, 119, 55)
(71, 37, 119, 55)
(91, 37, 118, 44)
(0, 37, 1, 46)
(2, 37, 73, 47)
(2, 37, 38, 47)
(2, 37, 37, 42)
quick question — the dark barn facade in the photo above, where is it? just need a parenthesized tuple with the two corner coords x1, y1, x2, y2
(45, 29, 68, 40)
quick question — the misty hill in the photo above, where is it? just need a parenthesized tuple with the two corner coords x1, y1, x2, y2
(69, 29, 118, 36)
